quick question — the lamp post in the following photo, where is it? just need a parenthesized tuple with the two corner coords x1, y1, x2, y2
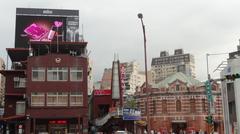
(138, 13, 150, 134)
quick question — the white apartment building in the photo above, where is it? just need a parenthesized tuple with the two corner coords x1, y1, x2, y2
(0, 58, 5, 106)
(121, 61, 145, 95)
(151, 49, 195, 84)
(88, 59, 94, 95)
(220, 46, 240, 134)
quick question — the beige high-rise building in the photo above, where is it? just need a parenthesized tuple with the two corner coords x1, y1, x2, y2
(0, 58, 5, 106)
(151, 49, 195, 84)
(121, 61, 145, 95)
(99, 61, 148, 95)
(101, 68, 112, 89)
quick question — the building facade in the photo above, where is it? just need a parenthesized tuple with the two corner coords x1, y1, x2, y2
(0, 8, 89, 134)
(99, 61, 146, 95)
(1, 41, 89, 134)
(0, 58, 5, 107)
(135, 72, 223, 134)
(151, 49, 195, 84)
(220, 45, 240, 134)
(101, 68, 112, 89)
(121, 61, 145, 95)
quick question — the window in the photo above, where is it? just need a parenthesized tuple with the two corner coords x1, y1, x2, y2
(70, 67, 83, 81)
(47, 92, 68, 106)
(32, 67, 45, 81)
(47, 67, 68, 81)
(202, 99, 206, 112)
(176, 85, 180, 91)
(153, 100, 156, 115)
(58, 92, 68, 106)
(190, 99, 196, 113)
(145, 102, 147, 114)
(176, 100, 181, 112)
(31, 92, 45, 106)
(69, 124, 78, 133)
(70, 92, 83, 106)
(14, 77, 26, 88)
(16, 101, 25, 115)
(162, 100, 167, 113)
(137, 101, 140, 109)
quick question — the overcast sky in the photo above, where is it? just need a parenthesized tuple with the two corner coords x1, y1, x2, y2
(0, 0, 240, 82)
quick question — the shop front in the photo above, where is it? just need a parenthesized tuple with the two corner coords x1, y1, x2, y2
(35, 118, 81, 134)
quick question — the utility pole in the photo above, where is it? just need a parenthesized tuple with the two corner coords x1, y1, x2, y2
(138, 13, 150, 134)
(206, 53, 228, 134)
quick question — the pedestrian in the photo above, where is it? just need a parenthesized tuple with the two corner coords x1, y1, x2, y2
(199, 129, 204, 134)
(179, 129, 184, 134)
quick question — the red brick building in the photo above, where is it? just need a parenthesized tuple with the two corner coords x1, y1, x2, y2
(1, 41, 89, 134)
(135, 72, 224, 134)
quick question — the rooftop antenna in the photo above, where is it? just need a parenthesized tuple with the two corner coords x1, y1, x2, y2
(80, 24, 85, 42)
(114, 53, 117, 61)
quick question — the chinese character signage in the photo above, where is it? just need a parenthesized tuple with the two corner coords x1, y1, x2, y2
(123, 108, 141, 120)
(94, 90, 111, 96)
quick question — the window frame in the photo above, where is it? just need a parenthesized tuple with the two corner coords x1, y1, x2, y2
(31, 92, 45, 107)
(190, 98, 196, 113)
(162, 100, 167, 114)
(176, 100, 181, 112)
(47, 67, 68, 81)
(70, 92, 83, 106)
(70, 67, 83, 81)
(13, 77, 26, 88)
(32, 67, 45, 81)
(16, 101, 25, 115)
(47, 92, 68, 106)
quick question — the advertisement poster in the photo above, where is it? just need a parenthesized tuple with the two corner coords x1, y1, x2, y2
(15, 8, 79, 48)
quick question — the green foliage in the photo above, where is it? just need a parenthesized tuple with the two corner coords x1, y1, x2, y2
(125, 96, 137, 108)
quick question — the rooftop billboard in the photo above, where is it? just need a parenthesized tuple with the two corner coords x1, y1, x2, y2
(15, 8, 79, 48)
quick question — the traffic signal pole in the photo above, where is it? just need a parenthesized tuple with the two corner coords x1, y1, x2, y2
(206, 54, 215, 134)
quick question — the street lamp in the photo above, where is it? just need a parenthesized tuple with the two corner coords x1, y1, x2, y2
(137, 13, 150, 134)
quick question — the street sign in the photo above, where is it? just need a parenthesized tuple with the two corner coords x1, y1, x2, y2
(122, 108, 141, 120)
(205, 80, 213, 102)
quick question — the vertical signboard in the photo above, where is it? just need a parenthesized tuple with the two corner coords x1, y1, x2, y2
(120, 64, 126, 95)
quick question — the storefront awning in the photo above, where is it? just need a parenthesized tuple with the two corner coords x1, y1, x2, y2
(0, 115, 25, 121)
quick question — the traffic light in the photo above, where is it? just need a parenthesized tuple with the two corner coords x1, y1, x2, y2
(225, 73, 240, 80)
(205, 115, 213, 124)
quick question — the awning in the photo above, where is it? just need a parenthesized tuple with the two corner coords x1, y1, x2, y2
(0, 115, 25, 121)
(7, 48, 29, 62)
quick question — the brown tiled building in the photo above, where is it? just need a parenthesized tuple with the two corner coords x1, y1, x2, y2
(1, 41, 89, 134)
(135, 72, 224, 134)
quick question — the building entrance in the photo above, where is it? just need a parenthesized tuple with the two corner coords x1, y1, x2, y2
(172, 122, 187, 134)
(49, 124, 67, 134)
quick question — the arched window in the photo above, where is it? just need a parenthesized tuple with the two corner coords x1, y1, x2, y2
(202, 98, 206, 112)
(190, 98, 196, 113)
(176, 100, 181, 112)
(162, 100, 167, 113)
(152, 100, 156, 115)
